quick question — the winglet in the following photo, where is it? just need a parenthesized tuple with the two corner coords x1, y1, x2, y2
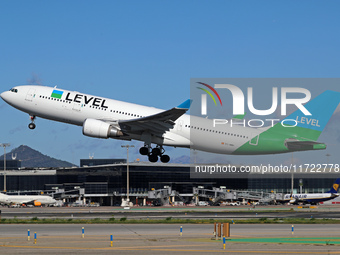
(177, 99, 192, 109)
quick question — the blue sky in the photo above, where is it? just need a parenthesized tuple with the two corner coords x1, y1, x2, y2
(1, 1, 340, 165)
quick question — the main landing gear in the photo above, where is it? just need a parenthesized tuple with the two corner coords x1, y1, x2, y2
(139, 145, 170, 163)
(28, 115, 36, 129)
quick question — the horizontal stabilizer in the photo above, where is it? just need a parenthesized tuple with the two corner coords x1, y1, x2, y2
(285, 140, 326, 151)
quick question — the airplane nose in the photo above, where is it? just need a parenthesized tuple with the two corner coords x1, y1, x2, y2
(0, 91, 9, 102)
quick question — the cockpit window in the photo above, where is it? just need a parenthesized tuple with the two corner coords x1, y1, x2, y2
(9, 88, 18, 93)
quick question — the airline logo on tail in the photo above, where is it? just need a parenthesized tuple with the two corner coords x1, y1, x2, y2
(327, 178, 340, 193)
(295, 116, 320, 127)
(287, 90, 340, 132)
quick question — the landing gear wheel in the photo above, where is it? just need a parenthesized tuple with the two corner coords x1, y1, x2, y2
(160, 154, 170, 163)
(148, 154, 158, 163)
(142, 144, 169, 163)
(139, 147, 149, 155)
(152, 147, 162, 156)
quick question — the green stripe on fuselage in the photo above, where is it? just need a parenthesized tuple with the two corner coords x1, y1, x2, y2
(233, 124, 322, 155)
(51, 92, 62, 99)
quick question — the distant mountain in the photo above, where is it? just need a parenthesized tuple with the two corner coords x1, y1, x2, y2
(171, 155, 190, 164)
(0, 145, 76, 168)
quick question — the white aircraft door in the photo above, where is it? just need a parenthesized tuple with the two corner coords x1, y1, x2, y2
(25, 89, 36, 102)
(177, 120, 183, 131)
(249, 133, 259, 146)
(72, 102, 82, 112)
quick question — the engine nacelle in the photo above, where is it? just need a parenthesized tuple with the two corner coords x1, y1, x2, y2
(82, 119, 123, 139)
(34, 201, 42, 206)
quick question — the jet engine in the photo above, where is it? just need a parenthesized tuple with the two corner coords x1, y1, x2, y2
(33, 201, 42, 206)
(82, 119, 123, 138)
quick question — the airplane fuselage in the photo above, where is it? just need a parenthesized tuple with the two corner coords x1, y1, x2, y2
(282, 193, 339, 204)
(1, 85, 265, 155)
(0, 193, 56, 205)
(2, 85, 337, 162)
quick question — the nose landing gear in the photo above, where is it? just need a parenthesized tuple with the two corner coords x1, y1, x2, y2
(28, 116, 36, 129)
(140, 145, 170, 163)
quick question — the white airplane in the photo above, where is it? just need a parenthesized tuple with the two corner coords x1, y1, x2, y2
(281, 178, 340, 205)
(0, 192, 56, 206)
(1, 85, 340, 163)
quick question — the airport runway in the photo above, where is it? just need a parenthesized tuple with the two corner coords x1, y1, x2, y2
(0, 206, 339, 254)
(1, 205, 340, 220)
(0, 224, 339, 254)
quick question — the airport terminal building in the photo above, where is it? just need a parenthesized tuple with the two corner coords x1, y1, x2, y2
(0, 159, 337, 205)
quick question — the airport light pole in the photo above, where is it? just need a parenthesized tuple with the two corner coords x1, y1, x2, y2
(291, 152, 294, 196)
(0, 143, 10, 193)
(326, 153, 331, 165)
(121, 145, 134, 207)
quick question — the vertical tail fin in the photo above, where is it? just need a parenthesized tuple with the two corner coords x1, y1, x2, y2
(276, 90, 340, 141)
(326, 178, 340, 193)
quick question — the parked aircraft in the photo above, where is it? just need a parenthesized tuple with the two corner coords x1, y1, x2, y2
(0, 192, 56, 206)
(1, 85, 340, 162)
(281, 178, 340, 204)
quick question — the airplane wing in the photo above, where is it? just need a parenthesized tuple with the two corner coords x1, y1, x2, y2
(289, 198, 296, 203)
(118, 99, 191, 135)
(18, 199, 35, 204)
